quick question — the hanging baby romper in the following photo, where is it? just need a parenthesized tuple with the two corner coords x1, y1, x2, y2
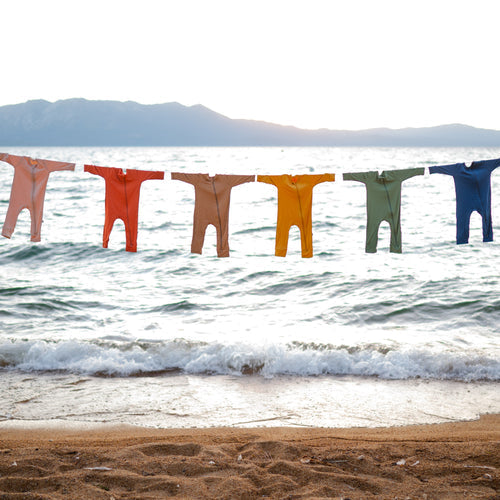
(0, 153, 75, 241)
(85, 165, 164, 252)
(429, 159, 500, 244)
(171, 173, 255, 257)
(343, 168, 424, 253)
(257, 174, 335, 258)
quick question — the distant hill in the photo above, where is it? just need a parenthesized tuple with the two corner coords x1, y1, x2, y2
(1, 98, 500, 147)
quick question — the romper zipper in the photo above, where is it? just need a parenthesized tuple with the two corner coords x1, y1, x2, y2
(31, 164, 36, 230)
(474, 170, 491, 238)
(382, 177, 399, 248)
(122, 172, 132, 245)
(293, 177, 308, 253)
(211, 178, 223, 250)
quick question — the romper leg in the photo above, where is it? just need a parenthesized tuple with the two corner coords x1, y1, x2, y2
(191, 219, 208, 255)
(456, 207, 471, 245)
(275, 223, 291, 257)
(389, 218, 402, 253)
(365, 215, 380, 253)
(481, 210, 493, 242)
(1, 203, 23, 239)
(299, 213, 313, 258)
(30, 201, 44, 242)
(103, 217, 118, 249)
(124, 211, 139, 252)
(299, 225, 313, 258)
(215, 220, 230, 258)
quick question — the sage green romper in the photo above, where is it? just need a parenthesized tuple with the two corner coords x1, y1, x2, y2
(343, 168, 424, 253)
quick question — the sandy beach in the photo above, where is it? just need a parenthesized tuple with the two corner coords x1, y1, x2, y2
(0, 414, 498, 499)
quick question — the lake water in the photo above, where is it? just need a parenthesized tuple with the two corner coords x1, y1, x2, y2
(0, 146, 499, 429)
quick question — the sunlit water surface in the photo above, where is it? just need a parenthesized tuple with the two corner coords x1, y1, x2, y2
(0, 147, 499, 428)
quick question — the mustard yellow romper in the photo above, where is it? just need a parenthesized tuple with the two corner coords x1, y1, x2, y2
(258, 174, 335, 258)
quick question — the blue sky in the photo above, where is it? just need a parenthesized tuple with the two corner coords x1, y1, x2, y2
(2, 0, 500, 130)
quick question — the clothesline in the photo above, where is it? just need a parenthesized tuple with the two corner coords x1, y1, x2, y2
(1, 153, 499, 256)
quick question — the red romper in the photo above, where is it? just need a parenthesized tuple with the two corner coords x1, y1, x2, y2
(84, 165, 164, 252)
(0, 153, 75, 242)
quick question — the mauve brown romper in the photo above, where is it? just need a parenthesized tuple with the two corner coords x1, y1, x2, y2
(171, 173, 255, 257)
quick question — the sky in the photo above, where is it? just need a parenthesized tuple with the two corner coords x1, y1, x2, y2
(2, 0, 500, 131)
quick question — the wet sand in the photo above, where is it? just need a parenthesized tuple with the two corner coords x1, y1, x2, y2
(0, 414, 498, 499)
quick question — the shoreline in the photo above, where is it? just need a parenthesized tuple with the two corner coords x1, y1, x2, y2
(0, 414, 498, 498)
(2, 372, 498, 430)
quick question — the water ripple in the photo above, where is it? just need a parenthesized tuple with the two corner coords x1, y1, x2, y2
(148, 300, 210, 313)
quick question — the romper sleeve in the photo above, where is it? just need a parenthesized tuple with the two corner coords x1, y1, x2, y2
(308, 173, 335, 186)
(84, 164, 108, 179)
(171, 172, 198, 185)
(40, 158, 76, 172)
(393, 167, 425, 182)
(141, 169, 164, 181)
(124, 169, 165, 182)
(342, 172, 370, 183)
(0, 153, 18, 167)
(483, 158, 500, 173)
(256, 175, 277, 186)
(227, 174, 255, 187)
(429, 163, 460, 176)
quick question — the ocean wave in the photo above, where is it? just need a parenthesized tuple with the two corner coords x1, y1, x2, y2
(0, 245, 51, 262)
(0, 338, 498, 382)
(248, 273, 333, 295)
(143, 221, 173, 231)
(0, 286, 43, 297)
(233, 225, 275, 235)
(0, 291, 114, 318)
(234, 270, 281, 284)
(315, 221, 339, 229)
(143, 248, 183, 259)
(350, 297, 500, 327)
(15, 300, 78, 312)
(148, 300, 210, 313)
(0, 242, 104, 264)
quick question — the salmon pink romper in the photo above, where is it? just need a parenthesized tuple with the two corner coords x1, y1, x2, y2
(0, 153, 75, 242)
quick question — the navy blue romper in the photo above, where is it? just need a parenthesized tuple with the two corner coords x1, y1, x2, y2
(430, 159, 500, 244)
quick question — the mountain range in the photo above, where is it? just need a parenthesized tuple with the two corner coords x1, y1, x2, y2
(0, 98, 499, 147)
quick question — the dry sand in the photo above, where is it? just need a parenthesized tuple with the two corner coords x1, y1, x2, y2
(0, 414, 498, 499)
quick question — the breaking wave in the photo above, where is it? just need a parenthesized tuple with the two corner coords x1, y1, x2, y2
(0, 338, 498, 382)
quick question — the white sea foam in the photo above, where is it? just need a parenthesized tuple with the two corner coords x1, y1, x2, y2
(0, 339, 498, 382)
